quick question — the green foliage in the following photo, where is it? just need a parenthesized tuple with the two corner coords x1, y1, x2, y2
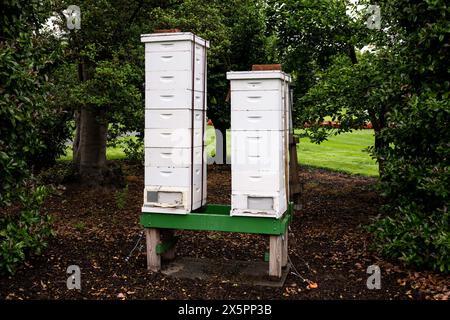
(36, 162, 76, 185)
(120, 137, 144, 163)
(370, 93, 450, 272)
(115, 185, 129, 210)
(1, 0, 59, 274)
(0, 186, 54, 275)
(266, 0, 374, 120)
(74, 222, 85, 232)
(270, 0, 448, 271)
(370, 203, 449, 272)
(153, 0, 270, 130)
(368, 0, 450, 272)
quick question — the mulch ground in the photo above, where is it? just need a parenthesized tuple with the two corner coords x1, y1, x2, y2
(1, 163, 448, 300)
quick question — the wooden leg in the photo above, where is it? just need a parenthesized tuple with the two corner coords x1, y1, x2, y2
(145, 228, 161, 272)
(269, 235, 283, 278)
(161, 229, 176, 261)
(282, 230, 288, 268)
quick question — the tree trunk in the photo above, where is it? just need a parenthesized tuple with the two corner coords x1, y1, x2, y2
(73, 58, 110, 185)
(73, 106, 108, 184)
(368, 108, 386, 178)
(374, 129, 386, 178)
(73, 108, 81, 165)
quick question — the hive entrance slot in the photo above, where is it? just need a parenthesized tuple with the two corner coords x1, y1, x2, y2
(247, 196, 274, 211)
(147, 191, 183, 206)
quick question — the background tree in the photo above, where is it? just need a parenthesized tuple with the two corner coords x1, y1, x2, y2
(154, 0, 270, 164)
(368, 0, 450, 272)
(268, 0, 449, 271)
(51, 0, 162, 184)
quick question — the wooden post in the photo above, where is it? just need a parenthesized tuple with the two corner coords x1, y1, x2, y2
(289, 134, 302, 210)
(269, 235, 283, 278)
(145, 228, 161, 272)
(281, 230, 288, 268)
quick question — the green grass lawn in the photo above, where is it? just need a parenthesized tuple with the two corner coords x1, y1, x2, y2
(59, 127, 377, 176)
(295, 129, 377, 176)
(58, 143, 127, 161)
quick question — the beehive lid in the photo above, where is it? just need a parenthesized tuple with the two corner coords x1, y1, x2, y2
(226, 70, 292, 82)
(140, 31, 210, 48)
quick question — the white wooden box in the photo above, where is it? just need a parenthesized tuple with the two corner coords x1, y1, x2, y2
(145, 40, 206, 55)
(142, 184, 206, 215)
(144, 146, 204, 167)
(231, 130, 285, 171)
(144, 128, 204, 148)
(145, 50, 205, 73)
(142, 33, 208, 50)
(230, 90, 283, 111)
(231, 169, 285, 193)
(145, 165, 205, 187)
(145, 109, 205, 129)
(146, 70, 205, 92)
(230, 78, 282, 91)
(231, 191, 287, 218)
(231, 110, 286, 131)
(145, 90, 205, 109)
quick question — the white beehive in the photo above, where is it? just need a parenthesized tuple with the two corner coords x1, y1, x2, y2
(227, 71, 292, 218)
(141, 32, 209, 214)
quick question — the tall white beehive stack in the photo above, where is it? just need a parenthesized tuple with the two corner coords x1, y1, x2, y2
(227, 70, 291, 218)
(141, 32, 209, 214)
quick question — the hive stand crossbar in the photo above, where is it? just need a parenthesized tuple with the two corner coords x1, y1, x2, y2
(141, 203, 293, 278)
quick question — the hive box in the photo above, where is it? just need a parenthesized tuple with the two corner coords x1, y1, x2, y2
(227, 71, 292, 218)
(141, 32, 209, 214)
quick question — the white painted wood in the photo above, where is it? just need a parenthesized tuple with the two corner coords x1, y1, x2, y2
(231, 192, 287, 218)
(230, 90, 282, 111)
(227, 71, 291, 81)
(145, 165, 203, 187)
(146, 70, 205, 91)
(144, 146, 204, 167)
(142, 184, 206, 214)
(228, 70, 291, 218)
(231, 130, 285, 170)
(144, 128, 204, 148)
(144, 49, 205, 73)
(145, 109, 205, 129)
(231, 110, 285, 131)
(145, 40, 191, 53)
(141, 32, 210, 49)
(145, 89, 205, 110)
(142, 32, 208, 214)
(230, 79, 282, 91)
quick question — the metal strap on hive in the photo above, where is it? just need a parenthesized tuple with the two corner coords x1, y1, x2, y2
(282, 77, 290, 208)
(190, 34, 196, 212)
(200, 39, 207, 206)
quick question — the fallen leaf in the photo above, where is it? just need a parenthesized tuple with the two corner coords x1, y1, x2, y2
(307, 282, 318, 289)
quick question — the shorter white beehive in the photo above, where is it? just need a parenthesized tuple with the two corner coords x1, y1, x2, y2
(227, 70, 292, 218)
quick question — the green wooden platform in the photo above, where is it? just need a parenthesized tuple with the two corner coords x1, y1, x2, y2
(140, 203, 293, 235)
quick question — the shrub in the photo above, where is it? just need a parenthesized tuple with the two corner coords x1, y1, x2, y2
(121, 137, 144, 163)
(115, 185, 129, 209)
(370, 94, 450, 272)
(0, 186, 54, 274)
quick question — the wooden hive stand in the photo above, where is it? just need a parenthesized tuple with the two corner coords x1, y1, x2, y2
(141, 203, 293, 278)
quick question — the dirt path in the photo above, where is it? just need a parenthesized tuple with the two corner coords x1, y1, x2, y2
(1, 164, 448, 299)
